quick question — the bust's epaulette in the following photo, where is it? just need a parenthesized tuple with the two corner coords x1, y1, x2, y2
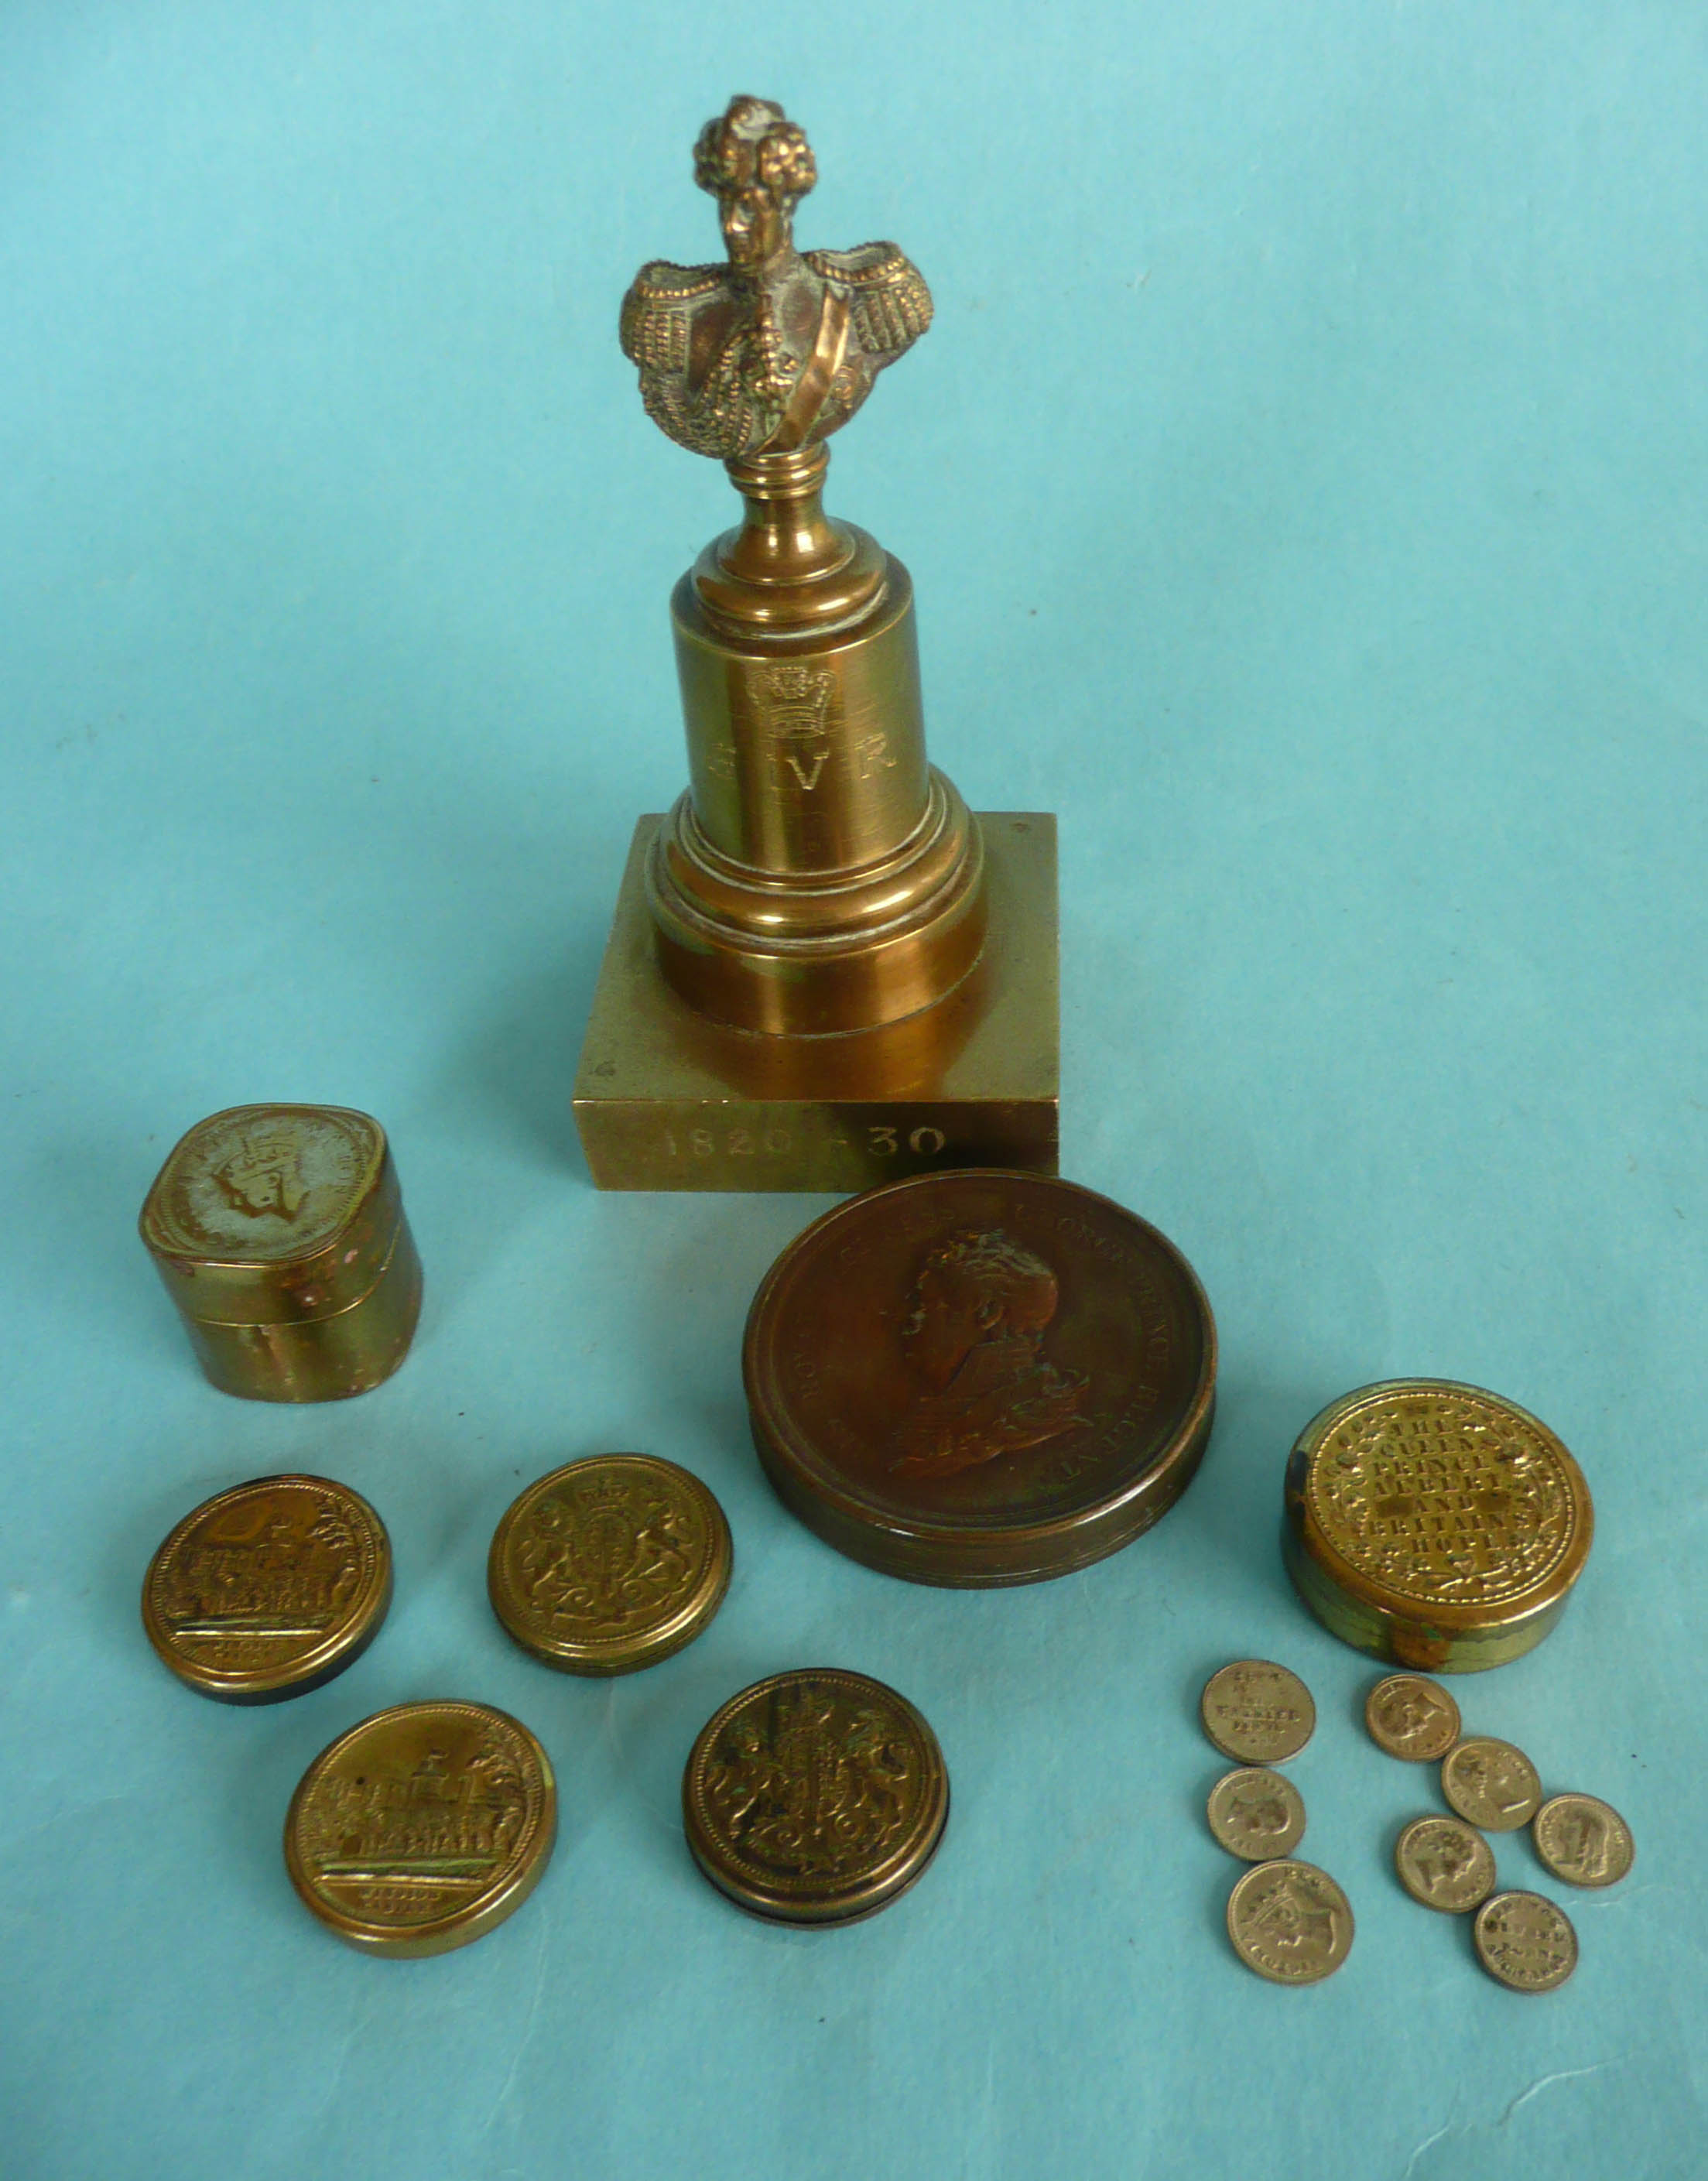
(805, 242, 933, 361)
(619, 259, 725, 371)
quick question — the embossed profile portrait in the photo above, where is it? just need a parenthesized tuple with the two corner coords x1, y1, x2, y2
(1224, 1784, 1291, 1847)
(1251, 1869, 1340, 1963)
(893, 1229, 1090, 1479)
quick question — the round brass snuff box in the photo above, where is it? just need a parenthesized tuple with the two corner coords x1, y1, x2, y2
(139, 1104, 423, 1402)
(744, 1171, 1217, 1587)
(284, 1700, 556, 1957)
(1283, 1381, 1593, 1673)
(142, 1474, 391, 1703)
(683, 1669, 949, 1926)
(488, 1454, 732, 1675)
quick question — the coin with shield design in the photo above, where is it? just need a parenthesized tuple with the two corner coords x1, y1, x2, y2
(488, 1453, 731, 1674)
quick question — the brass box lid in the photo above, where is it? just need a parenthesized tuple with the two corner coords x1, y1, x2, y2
(1283, 1378, 1593, 1673)
(139, 1104, 421, 1401)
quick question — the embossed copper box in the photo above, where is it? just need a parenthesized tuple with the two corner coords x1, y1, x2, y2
(139, 1104, 423, 1402)
(1283, 1379, 1593, 1673)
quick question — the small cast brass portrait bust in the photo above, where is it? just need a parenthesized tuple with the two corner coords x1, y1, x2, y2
(895, 1229, 1090, 1479)
(620, 94, 933, 461)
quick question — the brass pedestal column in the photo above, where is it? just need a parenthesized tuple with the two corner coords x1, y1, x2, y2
(573, 97, 1059, 1191)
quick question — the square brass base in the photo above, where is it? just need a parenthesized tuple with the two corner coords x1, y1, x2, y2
(573, 813, 1059, 1191)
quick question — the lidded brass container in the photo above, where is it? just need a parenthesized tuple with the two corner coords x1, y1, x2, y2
(139, 1104, 422, 1402)
(1284, 1379, 1593, 1673)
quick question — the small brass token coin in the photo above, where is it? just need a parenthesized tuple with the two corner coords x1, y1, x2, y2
(284, 1700, 555, 1957)
(1284, 1380, 1593, 1671)
(1393, 1815, 1497, 1913)
(1441, 1737, 1542, 1832)
(1533, 1792, 1634, 1889)
(1200, 1661, 1316, 1764)
(1364, 1673, 1461, 1762)
(488, 1454, 732, 1676)
(1225, 1860, 1354, 1985)
(744, 1170, 1217, 1587)
(142, 1474, 391, 1703)
(1473, 1890, 1578, 1994)
(683, 1669, 949, 1926)
(1207, 1768, 1307, 1861)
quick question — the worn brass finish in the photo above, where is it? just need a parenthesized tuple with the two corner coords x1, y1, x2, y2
(744, 1172, 1215, 1586)
(1207, 1768, 1307, 1861)
(488, 1454, 732, 1676)
(1225, 1861, 1354, 1985)
(142, 1474, 391, 1704)
(578, 98, 1057, 1183)
(284, 1701, 556, 1957)
(1392, 1816, 1497, 1914)
(573, 813, 1058, 1191)
(1364, 1673, 1461, 1761)
(139, 1104, 422, 1402)
(1440, 1737, 1543, 1832)
(1200, 1662, 1316, 1765)
(1283, 1380, 1593, 1672)
(1473, 1891, 1578, 1993)
(1532, 1793, 1634, 1889)
(683, 1668, 949, 1925)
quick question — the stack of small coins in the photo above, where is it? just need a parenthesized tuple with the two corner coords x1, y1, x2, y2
(1200, 1660, 1356, 1985)
(1367, 1673, 1634, 1993)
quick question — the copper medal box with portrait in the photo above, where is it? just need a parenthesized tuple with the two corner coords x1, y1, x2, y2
(743, 1171, 1217, 1585)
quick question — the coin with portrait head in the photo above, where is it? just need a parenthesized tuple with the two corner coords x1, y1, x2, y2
(1207, 1768, 1307, 1861)
(1441, 1737, 1542, 1831)
(1226, 1860, 1354, 1985)
(1533, 1792, 1633, 1889)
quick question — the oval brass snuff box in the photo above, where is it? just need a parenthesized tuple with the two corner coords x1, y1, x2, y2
(1283, 1379, 1592, 1673)
(744, 1170, 1216, 1586)
(139, 1104, 422, 1402)
(683, 1668, 949, 1926)
(488, 1454, 732, 1675)
(143, 1474, 392, 1703)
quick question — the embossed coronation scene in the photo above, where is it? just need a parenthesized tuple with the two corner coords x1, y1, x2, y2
(1308, 1386, 1579, 1605)
(148, 1479, 378, 1675)
(684, 1669, 948, 1921)
(289, 1706, 551, 1933)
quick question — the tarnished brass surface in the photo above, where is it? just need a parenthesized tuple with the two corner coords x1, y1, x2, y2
(573, 813, 1058, 1191)
(284, 1701, 555, 1957)
(1283, 1380, 1593, 1672)
(1392, 1815, 1497, 1913)
(1473, 1891, 1578, 1993)
(142, 1474, 391, 1704)
(743, 1171, 1216, 1585)
(1225, 1861, 1354, 1985)
(1364, 1673, 1461, 1761)
(580, 93, 1056, 1114)
(682, 1668, 948, 1925)
(1207, 1768, 1307, 1861)
(139, 1104, 422, 1401)
(1440, 1737, 1543, 1831)
(1200, 1662, 1316, 1765)
(488, 1454, 731, 1676)
(1532, 1793, 1634, 1889)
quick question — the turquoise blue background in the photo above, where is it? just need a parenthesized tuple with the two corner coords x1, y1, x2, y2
(4, 3, 1705, 2174)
